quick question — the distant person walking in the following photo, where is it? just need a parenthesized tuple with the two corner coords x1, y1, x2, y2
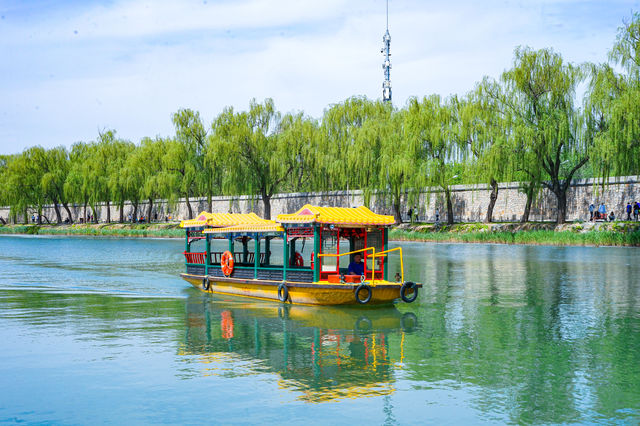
(634, 202, 640, 221)
(609, 211, 615, 222)
(626, 203, 632, 221)
(435, 209, 440, 223)
(589, 203, 595, 221)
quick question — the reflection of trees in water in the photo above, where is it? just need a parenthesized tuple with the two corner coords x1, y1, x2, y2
(401, 244, 640, 424)
(180, 295, 419, 403)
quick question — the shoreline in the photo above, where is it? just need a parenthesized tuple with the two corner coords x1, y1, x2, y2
(1, 221, 640, 247)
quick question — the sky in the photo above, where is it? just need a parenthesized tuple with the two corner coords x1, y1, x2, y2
(1, 0, 639, 155)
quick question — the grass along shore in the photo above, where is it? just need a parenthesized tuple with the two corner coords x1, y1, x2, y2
(0, 222, 184, 238)
(1, 221, 640, 246)
(390, 221, 640, 246)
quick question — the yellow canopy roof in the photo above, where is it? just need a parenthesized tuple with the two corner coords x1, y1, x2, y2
(203, 221, 284, 234)
(276, 205, 395, 227)
(180, 211, 266, 228)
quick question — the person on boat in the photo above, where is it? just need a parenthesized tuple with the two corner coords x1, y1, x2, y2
(348, 253, 365, 276)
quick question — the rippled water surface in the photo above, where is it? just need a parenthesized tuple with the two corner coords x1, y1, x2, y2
(1, 235, 639, 424)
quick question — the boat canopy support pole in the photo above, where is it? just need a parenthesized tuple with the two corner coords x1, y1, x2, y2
(205, 234, 210, 276)
(283, 229, 288, 281)
(242, 237, 249, 263)
(383, 228, 389, 281)
(185, 229, 189, 273)
(254, 235, 260, 279)
(313, 226, 320, 282)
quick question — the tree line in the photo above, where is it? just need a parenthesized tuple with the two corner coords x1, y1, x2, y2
(2, 14, 640, 225)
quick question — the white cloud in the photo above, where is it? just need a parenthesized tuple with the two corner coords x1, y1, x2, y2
(0, 0, 638, 153)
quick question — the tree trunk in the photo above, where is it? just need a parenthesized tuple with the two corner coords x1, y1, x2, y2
(147, 198, 153, 222)
(23, 208, 28, 225)
(62, 202, 73, 223)
(132, 201, 138, 222)
(185, 194, 193, 219)
(37, 206, 42, 225)
(208, 193, 213, 213)
(83, 203, 87, 223)
(521, 185, 534, 223)
(554, 189, 567, 224)
(53, 202, 62, 224)
(92, 205, 98, 223)
(485, 179, 498, 223)
(119, 202, 124, 223)
(106, 200, 111, 223)
(445, 188, 454, 225)
(262, 191, 272, 220)
(393, 199, 402, 224)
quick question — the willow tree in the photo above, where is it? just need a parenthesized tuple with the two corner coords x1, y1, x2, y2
(501, 47, 587, 224)
(277, 112, 319, 192)
(83, 130, 123, 223)
(406, 95, 460, 225)
(318, 97, 388, 192)
(375, 109, 421, 222)
(106, 140, 135, 222)
(65, 142, 92, 222)
(128, 137, 171, 220)
(586, 13, 640, 179)
(210, 98, 300, 219)
(172, 109, 211, 214)
(4, 148, 47, 223)
(458, 80, 513, 223)
(40, 146, 73, 223)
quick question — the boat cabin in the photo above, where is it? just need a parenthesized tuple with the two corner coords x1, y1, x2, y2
(181, 205, 400, 285)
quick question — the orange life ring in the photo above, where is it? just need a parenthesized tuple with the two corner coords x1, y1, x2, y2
(221, 250, 234, 276)
(294, 252, 304, 267)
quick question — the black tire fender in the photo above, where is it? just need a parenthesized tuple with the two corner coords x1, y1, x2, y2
(400, 281, 418, 303)
(355, 284, 372, 304)
(277, 282, 289, 302)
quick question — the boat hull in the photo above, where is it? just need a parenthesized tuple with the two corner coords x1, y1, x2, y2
(180, 273, 420, 306)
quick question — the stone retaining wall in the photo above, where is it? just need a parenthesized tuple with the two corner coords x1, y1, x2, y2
(2, 176, 639, 224)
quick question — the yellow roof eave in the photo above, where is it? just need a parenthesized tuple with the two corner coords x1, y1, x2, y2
(276, 204, 395, 227)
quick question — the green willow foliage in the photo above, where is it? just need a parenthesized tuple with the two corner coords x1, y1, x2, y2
(2, 13, 640, 224)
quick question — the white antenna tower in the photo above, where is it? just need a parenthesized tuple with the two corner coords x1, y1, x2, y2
(381, 0, 392, 102)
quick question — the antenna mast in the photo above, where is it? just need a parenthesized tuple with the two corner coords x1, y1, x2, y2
(381, 0, 392, 103)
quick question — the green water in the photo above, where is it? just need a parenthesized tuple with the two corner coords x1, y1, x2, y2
(0, 235, 638, 424)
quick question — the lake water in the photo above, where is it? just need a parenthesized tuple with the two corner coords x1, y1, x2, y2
(0, 235, 639, 424)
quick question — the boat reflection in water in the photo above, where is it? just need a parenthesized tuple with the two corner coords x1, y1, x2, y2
(179, 292, 418, 403)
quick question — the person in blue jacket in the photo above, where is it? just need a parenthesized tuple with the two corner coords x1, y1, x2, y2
(348, 253, 365, 276)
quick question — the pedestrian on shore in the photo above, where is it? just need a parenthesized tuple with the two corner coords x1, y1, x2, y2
(609, 211, 615, 222)
(598, 203, 606, 221)
(407, 207, 413, 223)
(626, 203, 632, 221)
(635, 202, 640, 221)
(589, 203, 595, 221)
(435, 209, 440, 223)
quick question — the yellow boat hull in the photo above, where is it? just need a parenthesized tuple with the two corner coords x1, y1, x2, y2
(180, 273, 420, 306)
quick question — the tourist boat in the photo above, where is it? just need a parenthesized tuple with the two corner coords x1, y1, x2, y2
(179, 205, 421, 305)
